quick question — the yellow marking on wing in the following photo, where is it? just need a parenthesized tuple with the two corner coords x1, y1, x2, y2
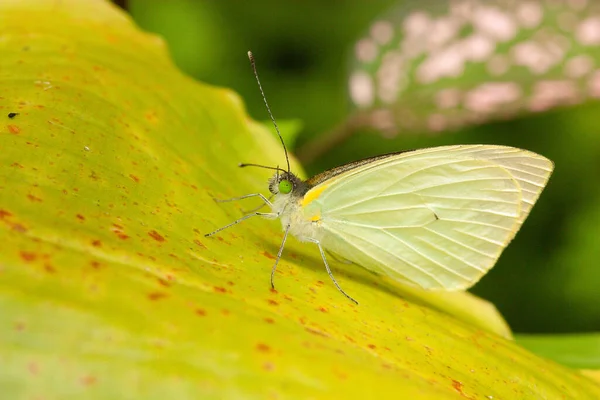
(301, 184, 329, 207)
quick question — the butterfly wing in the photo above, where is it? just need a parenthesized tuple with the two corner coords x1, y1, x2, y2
(301, 145, 553, 290)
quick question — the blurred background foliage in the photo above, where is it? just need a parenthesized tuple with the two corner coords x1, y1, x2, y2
(124, 0, 600, 334)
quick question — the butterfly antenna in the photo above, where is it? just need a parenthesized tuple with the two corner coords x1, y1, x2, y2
(247, 51, 291, 174)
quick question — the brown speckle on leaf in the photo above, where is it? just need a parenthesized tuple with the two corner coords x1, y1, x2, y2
(451, 380, 467, 396)
(90, 261, 101, 269)
(76, 214, 85, 221)
(27, 194, 42, 202)
(262, 362, 275, 371)
(91, 239, 102, 247)
(213, 286, 226, 293)
(267, 299, 279, 306)
(129, 174, 140, 183)
(19, 251, 36, 262)
(305, 326, 329, 337)
(7, 124, 20, 134)
(44, 263, 56, 273)
(262, 251, 275, 260)
(157, 278, 170, 287)
(195, 308, 206, 316)
(12, 223, 27, 233)
(81, 375, 97, 386)
(28, 362, 39, 375)
(148, 230, 165, 242)
(0, 209, 12, 219)
(256, 343, 271, 353)
(264, 317, 275, 324)
(367, 344, 376, 350)
(148, 292, 167, 301)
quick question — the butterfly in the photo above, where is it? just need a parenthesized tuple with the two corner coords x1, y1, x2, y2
(205, 52, 554, 304)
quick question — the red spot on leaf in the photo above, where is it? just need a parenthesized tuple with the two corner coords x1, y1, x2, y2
(76, 214, 85, 221)
(148, 292, 167, 301)
(264, 318, 275, 324)
(117, 233, 129, 240)
(262, 251, 275, 260)
(213, 286, 226, 293)
(129, 174, 140, 183)
(7, 124, 20, 134)
(319, 307, 328, 313)
(148, 230, 165, 242)
(194, 239, 206, 249)
(195, 308, 206, 316)
(256, 343, 271, 353)
(0, 209, 12, 219)
(20, 251, 36, 262)
(452, 380, 467, 396)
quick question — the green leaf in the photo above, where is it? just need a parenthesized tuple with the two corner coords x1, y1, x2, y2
(516, 333, 600, 370)
(1, 1, 599, 398)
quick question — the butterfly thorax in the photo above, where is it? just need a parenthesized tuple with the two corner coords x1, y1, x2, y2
(268, 171, 323, 242)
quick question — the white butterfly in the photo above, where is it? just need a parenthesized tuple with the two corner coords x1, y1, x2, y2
(206, 53, 554, 304)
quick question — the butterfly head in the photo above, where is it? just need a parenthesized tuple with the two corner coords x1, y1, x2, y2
(268, 171, 306, 196)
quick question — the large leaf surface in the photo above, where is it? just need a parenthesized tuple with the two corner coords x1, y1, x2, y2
(1, 0, 599, 398)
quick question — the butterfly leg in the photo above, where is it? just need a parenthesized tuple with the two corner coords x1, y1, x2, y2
(204, 211, 278, 237)
(242, 194, 275, 213)
(214, 193, 274, 208)
(270, 224, 291, 289)
(302, 237, 359, 305)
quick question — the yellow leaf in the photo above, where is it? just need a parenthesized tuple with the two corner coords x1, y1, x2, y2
(0, 0, 599, 398)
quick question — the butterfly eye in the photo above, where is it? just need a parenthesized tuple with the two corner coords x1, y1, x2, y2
(278, 179, 293, 194)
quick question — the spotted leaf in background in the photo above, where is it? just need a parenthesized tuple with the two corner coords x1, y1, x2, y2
(349, 0, 600, 136)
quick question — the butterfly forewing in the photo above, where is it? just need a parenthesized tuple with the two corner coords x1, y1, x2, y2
(301, 145, 553, 290)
